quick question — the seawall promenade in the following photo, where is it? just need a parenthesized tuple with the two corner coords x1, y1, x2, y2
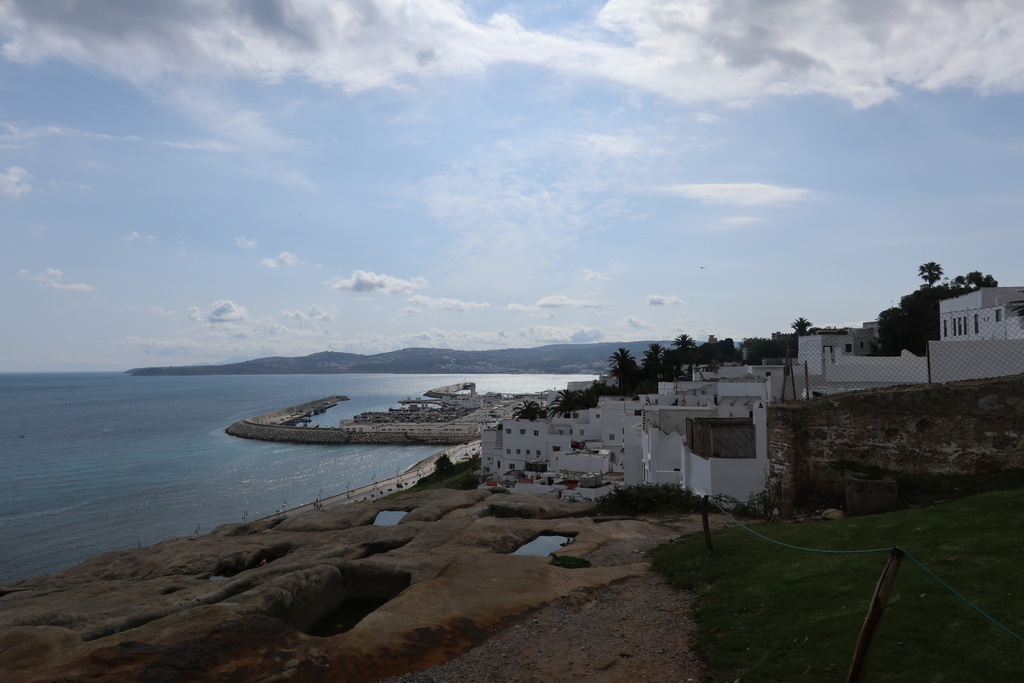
(262, 440, 481, 518)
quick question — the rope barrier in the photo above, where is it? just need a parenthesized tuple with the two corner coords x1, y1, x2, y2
(707, 497, 1024, 643)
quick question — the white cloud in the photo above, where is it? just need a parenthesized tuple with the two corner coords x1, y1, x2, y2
(189, 299, 249, 323)
(20, 268, 96, 291)
(126, 231, 156, 242)
(580, 268, 610, 283)
(261, 251, 301, 268)
(621, 315, 653, 330)
(327, 270, 429, 295)
(522, 324, 604, 345)
(282, 305, 333, 323)
(665, 183, 810, 206)
(536, 294, 610, 309)
(0, 166, 33, 197)
(3, 1, 1024, 109)
(235, 236, 259, 249)
(647, 294, 686, 306)
(406, 294, 490, 311)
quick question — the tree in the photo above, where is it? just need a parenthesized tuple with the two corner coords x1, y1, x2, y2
(607, 347, 638, 394)
(547, 389, 582, 417)
(791, 317, 813, 336)
(641, 343, 666, 381)
(434, 454, 454, 479)
(918, 262, 944, 287)
(875, 268, 999, 355)
(742, 337, 789, 365)
(511, 400, 543, 421)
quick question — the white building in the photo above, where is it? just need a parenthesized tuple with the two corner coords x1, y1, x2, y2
(938, 287, 1024, 341)
(930, 287, 1024, 382)
(640, 376, 770, 501)
(478, 394, 647, 495)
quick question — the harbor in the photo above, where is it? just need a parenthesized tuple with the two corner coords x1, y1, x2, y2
(226, 382, 525, 446)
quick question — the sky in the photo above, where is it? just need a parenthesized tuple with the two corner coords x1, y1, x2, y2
(3, 0, 1024, 372)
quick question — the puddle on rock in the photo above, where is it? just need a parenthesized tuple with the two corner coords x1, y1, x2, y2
(373, 510, 408, 526)
(512, 534, 574, 556)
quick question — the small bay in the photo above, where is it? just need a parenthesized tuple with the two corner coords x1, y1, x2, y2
(0, 371, 594, 584)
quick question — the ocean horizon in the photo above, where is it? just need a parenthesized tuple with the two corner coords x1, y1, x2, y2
(0, 371, 595, 584)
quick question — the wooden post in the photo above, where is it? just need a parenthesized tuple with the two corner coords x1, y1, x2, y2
(804, 361, 810, 400)
(701, 495, 714, 552)
(847, 547, 905, 683)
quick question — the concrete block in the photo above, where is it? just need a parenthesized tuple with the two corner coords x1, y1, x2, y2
(844, 470, 898, 516)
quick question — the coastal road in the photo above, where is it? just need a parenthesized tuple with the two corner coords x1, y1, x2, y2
(268, 440, 481, 518)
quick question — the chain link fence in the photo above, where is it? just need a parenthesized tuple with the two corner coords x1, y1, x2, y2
(773, 305, 1024, 400)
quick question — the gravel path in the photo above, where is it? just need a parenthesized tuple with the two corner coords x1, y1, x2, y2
(383, 515, 720, 683)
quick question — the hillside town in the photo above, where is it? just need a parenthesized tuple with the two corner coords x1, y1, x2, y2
(477, 278, 1024, 508)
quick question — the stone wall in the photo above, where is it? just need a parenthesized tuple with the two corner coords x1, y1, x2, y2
(768, 374, 1024, 512)
(226, 420, 474, 446)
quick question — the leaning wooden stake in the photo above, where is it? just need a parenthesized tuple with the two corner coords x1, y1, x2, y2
(701, 495, 714, 552)
(847, 547, 905, 683)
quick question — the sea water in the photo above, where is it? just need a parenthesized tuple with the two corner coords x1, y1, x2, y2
(0, 372, 594, 584)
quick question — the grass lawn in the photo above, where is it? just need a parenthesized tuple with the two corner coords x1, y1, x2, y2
(650, 489, 1024, 682)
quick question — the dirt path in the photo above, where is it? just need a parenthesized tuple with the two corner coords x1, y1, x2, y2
(383, 514, 724, 682)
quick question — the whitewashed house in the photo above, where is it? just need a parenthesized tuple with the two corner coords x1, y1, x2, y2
(930, 286, 1024, 382)
(640, 376, 770, 500)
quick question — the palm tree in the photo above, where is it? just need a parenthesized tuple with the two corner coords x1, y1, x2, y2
(791, 317, 812, 336)
(511, 400, 543, 421)
(607, 347, 638, 394)
(672, 334, 696, 354)
(642, 343, 665, 381)
(918, 262, 944, 287)
(546, 390, 581, 417)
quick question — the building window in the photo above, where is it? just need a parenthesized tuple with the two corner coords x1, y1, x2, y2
(997, 309, 1003, 322)
(634, 410, 642, 416)
(845, 343, 852, 353)
(519, 429, 525, 434)
(943, 320, 948, 337)
(609, 434, 615, 440)
(497, 461, 501, 469)
(525, 449, 530, 455)
(533, 430, 539, 436)
(506, 449, 510, 455)
(579, 429, 584, 435)
(975, 314, 979, 334)
(553, 446, 561, 452)
(516, 449, 521, 454)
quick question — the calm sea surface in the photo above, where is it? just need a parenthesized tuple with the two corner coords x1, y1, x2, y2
(0, 372, 593, 584)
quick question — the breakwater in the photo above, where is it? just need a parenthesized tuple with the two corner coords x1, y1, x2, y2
(226, 395, 476, 446)
(225, 419, 475, 445)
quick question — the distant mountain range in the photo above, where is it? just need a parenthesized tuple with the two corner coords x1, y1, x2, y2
(125, 341, 667, 376)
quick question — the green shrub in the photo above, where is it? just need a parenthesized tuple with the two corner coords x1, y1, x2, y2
(549, 554, 591, 569)
(591, 483, 701, 516)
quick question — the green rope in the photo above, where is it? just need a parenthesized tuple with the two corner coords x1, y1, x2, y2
(710, 496, 892, 554)
(707, 497, 1024, 643)
(902, 550, 1024, 644)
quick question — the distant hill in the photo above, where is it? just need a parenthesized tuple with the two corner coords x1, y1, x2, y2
(125, 342, 667, 376)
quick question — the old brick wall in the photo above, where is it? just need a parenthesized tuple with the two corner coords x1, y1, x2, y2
(768, 374, 1024, 512)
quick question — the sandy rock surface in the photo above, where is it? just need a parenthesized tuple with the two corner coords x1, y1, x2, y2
(0, 490, 724, 682)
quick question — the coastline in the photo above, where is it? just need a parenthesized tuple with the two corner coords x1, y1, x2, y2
(262, 440, 481, 518)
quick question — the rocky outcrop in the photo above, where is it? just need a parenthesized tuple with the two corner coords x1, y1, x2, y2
(0, 490, 652, 682)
